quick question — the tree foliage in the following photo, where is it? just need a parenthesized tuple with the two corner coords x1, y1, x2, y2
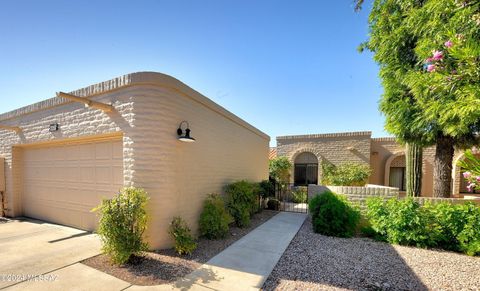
(269, 157, 292, 186)
(357, 0, 480, 196)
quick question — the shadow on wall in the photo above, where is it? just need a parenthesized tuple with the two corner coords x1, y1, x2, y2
(263, 217, 428, 290)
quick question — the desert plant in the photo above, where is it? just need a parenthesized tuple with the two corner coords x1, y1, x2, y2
(321, 162, 371, 186)
(258, 180, 275, 198)
(199, 194, 233, 239)
(406, 143, 423, 197)
(93, 187, 149, 264)
(225, 180, 257, 227)
(308, 191, 360, 238)
(267, 198, 280, 210)
(169, 216, 197, 255)
(291, 187, 307, 203)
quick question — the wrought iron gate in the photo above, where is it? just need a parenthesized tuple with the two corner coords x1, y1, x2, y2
(275, 184, 308, 213)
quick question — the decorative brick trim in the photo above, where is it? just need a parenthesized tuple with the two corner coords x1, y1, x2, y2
(277, 131, 372, 140)
(371, 137, 397, 142)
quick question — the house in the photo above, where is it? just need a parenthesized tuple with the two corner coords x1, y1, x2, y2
(273, 131, 475, 197)
(0, 72, 269, 249)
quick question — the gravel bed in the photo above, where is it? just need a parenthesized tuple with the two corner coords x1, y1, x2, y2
(263, 217, 480, 291)
(83, 210, 278, 285)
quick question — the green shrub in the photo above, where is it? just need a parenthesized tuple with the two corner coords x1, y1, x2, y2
(93, 187, 149, 264)
(367, 197, 436, 247)
(429, 202, 480, 255)
(291, 187, 307, 203)
(258, 180, 275, 198)
(199, 194, 233, 239)
(225, 180, 257, 227)
(267, 198, 280, 210)
(308, 191, 360, 238)
(366, 197, 480, 255)
(169, 216, 197, 255)
(321, 161, 371, 186)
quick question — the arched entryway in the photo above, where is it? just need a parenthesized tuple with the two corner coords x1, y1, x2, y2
(453, 151, 480, 195)
(294, 152, 318, 186)
(384, 152, 406, 191)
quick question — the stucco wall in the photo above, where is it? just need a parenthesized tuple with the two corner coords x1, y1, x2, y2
(276, 132, 372, 184)
(0, 72, 269, 249)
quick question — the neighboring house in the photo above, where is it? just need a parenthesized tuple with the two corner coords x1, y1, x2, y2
(0, 72, 269, 249)
(273, 131, 476, 197)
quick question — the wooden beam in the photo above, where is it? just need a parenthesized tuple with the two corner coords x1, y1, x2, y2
(0, 125, 21, 133)
(56, 92, 113, 112)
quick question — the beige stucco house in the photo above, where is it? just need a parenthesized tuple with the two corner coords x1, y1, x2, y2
(273, 131, 475, 197)
(0, 72, 269, 249)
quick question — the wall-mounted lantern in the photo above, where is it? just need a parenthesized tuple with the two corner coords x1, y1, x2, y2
(177, 121, 195, 143)
(49, 123, 59, 132)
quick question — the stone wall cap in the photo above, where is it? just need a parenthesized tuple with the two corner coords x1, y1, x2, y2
(277, 131, 372, 140)
(0, 72, 270, 140)
(371, 137, 397, 142)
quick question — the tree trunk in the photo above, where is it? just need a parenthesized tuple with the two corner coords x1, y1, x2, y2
(406, 143, 423, 197)
(433, 135, 455, 197)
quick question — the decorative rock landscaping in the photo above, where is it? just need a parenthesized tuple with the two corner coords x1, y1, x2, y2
(263, 217, 480, 290)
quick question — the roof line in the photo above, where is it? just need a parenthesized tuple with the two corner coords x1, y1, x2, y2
(277, 131, 372, 140)
(0, 72, 269, 140)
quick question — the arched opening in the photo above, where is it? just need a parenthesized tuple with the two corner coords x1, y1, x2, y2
(455, 152, 480, 194)
(294, 152, 318, 186)
(385, 153, 406, 191)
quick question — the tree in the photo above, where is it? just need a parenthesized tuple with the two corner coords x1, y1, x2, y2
(357, 0, 480, 197)
(269, 157, 292, 187)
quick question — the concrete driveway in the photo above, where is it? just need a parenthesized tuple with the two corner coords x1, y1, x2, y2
(0, 218, 104, 290)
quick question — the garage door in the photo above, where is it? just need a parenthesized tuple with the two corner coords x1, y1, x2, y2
(22, 138, 123, 231)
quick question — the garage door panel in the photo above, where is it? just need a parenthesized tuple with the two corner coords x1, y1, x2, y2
(22, 139, 123, 231)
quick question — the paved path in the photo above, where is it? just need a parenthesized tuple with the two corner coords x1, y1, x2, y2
(4, 212, 306, 291)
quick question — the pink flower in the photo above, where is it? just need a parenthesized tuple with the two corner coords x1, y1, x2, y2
(476, 176, 480, 182)
(427, 64, 436, 72)
(425, 57, 434, 63)
(467, 183, 476, 192)
(432, 50, 443, 61)
(444, 40, 453, 48)
(463, 171, 472, 179)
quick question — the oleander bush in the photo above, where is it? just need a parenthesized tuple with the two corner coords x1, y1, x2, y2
(225, 180, 258, 227)
(291, 187, 307, 203)
(93, 187, 149, 264)
(309, 191, 360, 238)
(366, 197, 480, 255)
(199, 194, 233, 239)
(169, 216, 197, 255)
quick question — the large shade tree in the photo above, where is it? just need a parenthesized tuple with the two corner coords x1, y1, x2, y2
(357, 0, 480, 197)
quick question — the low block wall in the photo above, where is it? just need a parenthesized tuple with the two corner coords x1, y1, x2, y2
(308, 184, 399, 210)
(307, 184, 480, 208)
(413, 197, 480, 206)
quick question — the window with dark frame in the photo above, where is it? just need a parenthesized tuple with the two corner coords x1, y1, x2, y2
(389, 167, 406, 191)
(294, 163, 318, 186)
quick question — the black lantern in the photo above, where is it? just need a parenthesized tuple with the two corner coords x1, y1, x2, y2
(177, 121, 195, 143)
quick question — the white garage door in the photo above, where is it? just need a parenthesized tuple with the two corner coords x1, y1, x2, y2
(22, 138, 123, 231)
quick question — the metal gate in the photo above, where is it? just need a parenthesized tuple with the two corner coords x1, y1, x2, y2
(275, 183, 308, 213)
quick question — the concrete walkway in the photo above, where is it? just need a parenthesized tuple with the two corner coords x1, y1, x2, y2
(168, 211, 307, 291)
(4, 212, 306, 291)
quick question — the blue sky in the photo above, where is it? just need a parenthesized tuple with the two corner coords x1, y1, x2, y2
(0, 0, 388, 146)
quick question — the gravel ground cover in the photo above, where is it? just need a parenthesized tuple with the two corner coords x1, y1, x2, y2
(263, 217, 480, 291)
(83, 210, 278, 286)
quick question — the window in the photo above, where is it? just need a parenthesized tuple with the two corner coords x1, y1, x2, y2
(294, 152, 318, 186)
(389, 167, 406, 191)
